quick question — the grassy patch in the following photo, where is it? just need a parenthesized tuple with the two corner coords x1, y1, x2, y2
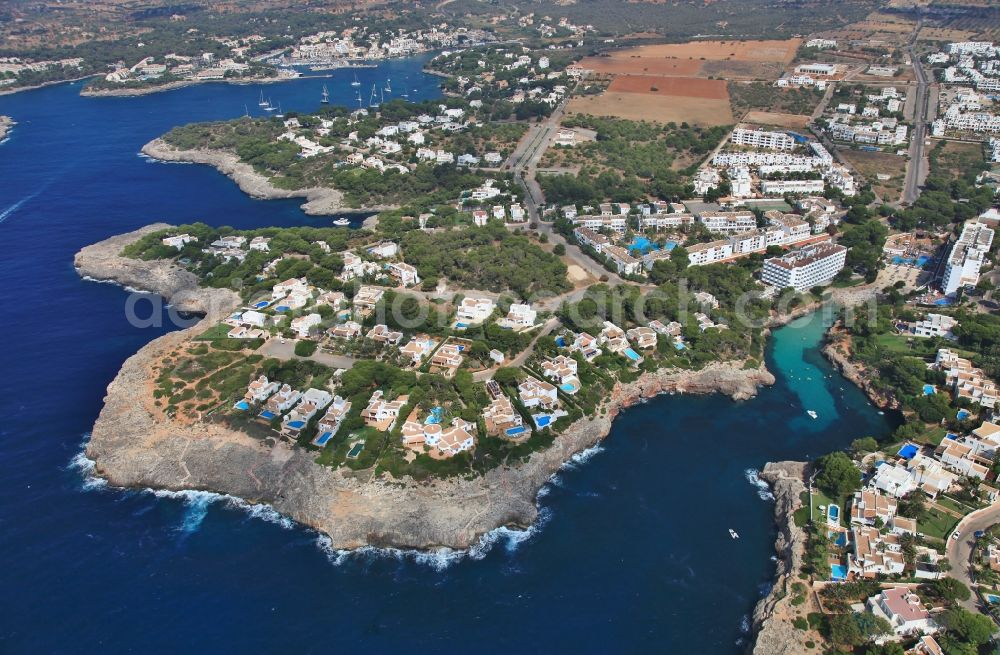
(920, 506, 960, 541)
(195, 323, 234, 341)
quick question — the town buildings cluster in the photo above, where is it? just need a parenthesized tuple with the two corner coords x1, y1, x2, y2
(929, 41, 1000, 136)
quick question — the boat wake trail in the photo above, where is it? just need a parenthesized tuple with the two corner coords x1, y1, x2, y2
(0, 191, 39, 224)
(745, 468, 775, 501)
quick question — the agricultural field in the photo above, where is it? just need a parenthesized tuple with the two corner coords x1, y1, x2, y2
(741, 111, 813, 130)
(839, 149, 908, 201)
(607, 75, 727, 99)
(594, 39, 801, 63)
(565, 92, 733, 126)
(929, 140, 987, 180)
(728, 82, 825, 119)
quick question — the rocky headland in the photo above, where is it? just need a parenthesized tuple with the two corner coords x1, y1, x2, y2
(0, 115, 15, 142)
(141, 138, 396, 217)
(75, 224, 777, 551)
(751, 461, 810, 655)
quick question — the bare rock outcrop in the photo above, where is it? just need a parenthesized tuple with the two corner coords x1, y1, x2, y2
(751, 462, 810, 655)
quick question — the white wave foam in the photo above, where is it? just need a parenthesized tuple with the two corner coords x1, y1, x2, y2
(67, 443, 108, 491)
(740, 614, 751, 633)
(560, 444, 605, 469)
(745, 468, 775, 501)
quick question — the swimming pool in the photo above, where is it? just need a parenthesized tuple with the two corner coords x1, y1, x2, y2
(827, 531, 848, 547)
(505, 426, 526, 437)
(253, 300, 270, 309)
(313, 431, 334, 447)
(957, 409, 972, 421)
(986, 594, 1000, 605)
(275, 305, 290, 313)
(259, 410, 276, 420)
(827, 504, 840, 525)
(233, 400, 250, 411)
(674, 342, 686, 350)
(628, 236, 660, 255)
(898, 444, 918, 460)
(923, 384, 936, 395)
(555, 336, 566, 347)
(286, 420, 305, 430)
(560, 382, 578, 393)
(455, 322, 468, 329)
(934, 298, 954, 306)
(624, 348, 640, 361)
(347, 442, 365, 459)
(535, 415, 552, 428)
(830, 564, 848, 581)
(425, 407, 444, 425)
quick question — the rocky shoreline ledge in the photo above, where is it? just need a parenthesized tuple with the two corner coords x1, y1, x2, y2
(141, 138, 396, 217)
(74, 225, 777, 551)
(80, 75, 296, 98)
(0, 115, 15, 142)
(751, 462, 810, 655)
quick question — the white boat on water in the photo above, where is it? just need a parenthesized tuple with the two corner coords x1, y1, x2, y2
(258, 90, 268, 107)
(263, 98, 276, 112)
(729, 529, 740, 540)
(333, 218, 350, 226)
(351, 73, 361, 87)
(807, 410, 818, 419)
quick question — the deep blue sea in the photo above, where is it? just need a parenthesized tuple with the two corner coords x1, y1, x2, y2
(0, 55, 893, 654)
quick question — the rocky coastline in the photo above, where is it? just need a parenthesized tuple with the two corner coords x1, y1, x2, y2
(75, 225, 777, 552)
(141, 138, 395, 216)
(0, 115, 15, 142)
(79, 74, 297, 98)
(750, 461, 810, 655)
(822, 325, 899, 412)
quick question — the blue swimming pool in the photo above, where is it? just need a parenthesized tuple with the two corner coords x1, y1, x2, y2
(425, 407, 444, 425)
(233, 400, 250, 411)
(455, 322, 468, 329)
(313, 431, 334, 446)
(259, 410, 276, 420)
(535, 415, 552, 428)
(827, 531, 848, 547)
(957, 409, 972, 421)
(624, 348, 640, 361)
(286, 420, 305, 430)
(831, 564, 848, 581)
(935, 298, 954, 306)
(275, 305, 290, 313)
(892, 255, 929, 267)
(628, 236, 660, 255)
(946, 432, 959, 441)
(923, 384, 935, 395)
(664, 240, 677, 251)
(828, 504, 840, 524)
(555, 336, 566, 347)
(898, 444, 918, 460)
(987, 594, 1000, 605)
(505, 426, 526, 437)
(560, 383, 577, 393)
(253, 301, 269, 309)
(674, 342, 686, 350)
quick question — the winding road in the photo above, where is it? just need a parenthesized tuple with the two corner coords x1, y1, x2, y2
(946, 505, 1000, 613)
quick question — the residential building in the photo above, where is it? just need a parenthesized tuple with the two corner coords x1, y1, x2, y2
(518, 376, 559, 409)
(698, 211, 757, 235)
(912, 313, 957, 339)
(264, 384, 302, 415)
(456, 296, 495, 325)
(761, 242, 847, 291)
(162, 234, 196, 249)
(386, 261, 420, 287)
(290, 313, 322, 338)
(603, 245, 643, 276)
(866, 588, 936, 637)
(850, 525, 906, 577)
(626, 326, 657, 349)
(936, 348, 999, 409)
(317, 396, 351, 435)
(430, 343, 464, 374)
(244, 375, 278, 404)
(361, 390, 409, 431)
(731, 128, 795, 151)
(366, 324, 403, 345)
(942, 220, 994, 294)
(399, 334, 437, 365)
(574, 227, 611, 253)
(850, 489, 897, 525)
(483, 393, 523, 436)
(328, 320, 362, 340)
(498, 303, 537, 329)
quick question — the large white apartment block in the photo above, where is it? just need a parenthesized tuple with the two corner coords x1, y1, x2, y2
(571, 215, 628, 233)
(698, 211, 757, 234)
(731, 128, 795, 151)
(795, 63, 837, 76)
(761, 242, 847, 291)
(574, 227, 611, 253)
(760, 179, 826, 195)
(943, 220, 994, 294)
(638, 213, 695, 230)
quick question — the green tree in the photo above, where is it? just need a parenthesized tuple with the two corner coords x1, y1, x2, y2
(815, 451, 861, 498)
(850, 437, 879, 454)
(939, 607, 994, 644)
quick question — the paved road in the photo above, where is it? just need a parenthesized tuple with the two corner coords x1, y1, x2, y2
(945, 504, 1000, 613)
(259, 338, 358, 369)
(903, 38, 931, 205)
